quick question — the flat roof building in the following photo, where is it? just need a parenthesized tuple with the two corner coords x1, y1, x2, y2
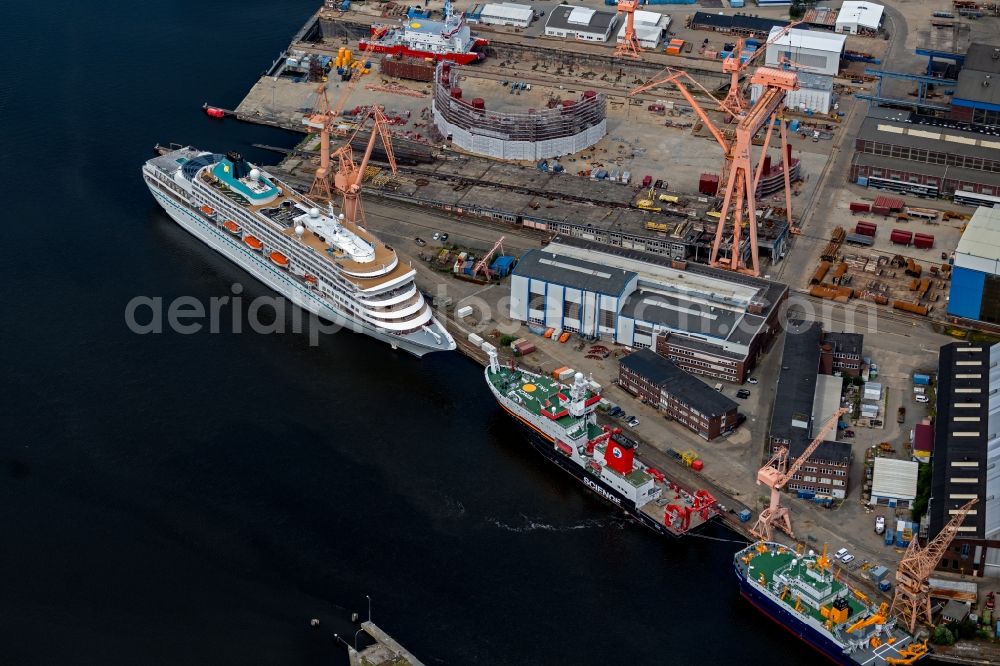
(509, 238, 787, 383)
(948, 206, 1000, 327)
(752, 71, 834, 114)
(931, 342, 1000, 576)
(544, 6, 618, 42)
(616, 10, 670, 50)
(949, 43, 1000, 125)
(690, 12, 789, 38)
(870, 457, 919, 508)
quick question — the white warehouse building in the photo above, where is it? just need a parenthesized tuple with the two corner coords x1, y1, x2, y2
(616, 10, 670, 50)
(836, 1, 884, 34)
(544, 6, 619, 42)
(765, 27, 846, 76)
(479, 2, 534, 29)
(751, 71, 834, 114)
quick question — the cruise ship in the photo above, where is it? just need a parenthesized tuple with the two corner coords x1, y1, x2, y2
(734, 541, 928, 665)
(143, 147, 455, 356)
(359, 0, 487, 65)
(484, 350, 717, 536)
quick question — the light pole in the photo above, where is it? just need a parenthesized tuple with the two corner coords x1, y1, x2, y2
(354, 628, 365, 650)
(366, 594, 371, 623)
(334, 633, 349, 650)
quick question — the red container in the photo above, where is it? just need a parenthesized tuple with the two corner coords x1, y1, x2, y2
(691, 459, 704, 472)
(855, 221, 877, 237)
(850, 202, 871, 213)
(872, 206, 892, 216)
(642, 175, 652, 187)
(890, 229, 913, 245)
(470, 97, 485, 110)
(583, 90, 597, 99)
(699, 173, 720, 196)
(914, 233, 935, 249)
(450, 87, 462, 99)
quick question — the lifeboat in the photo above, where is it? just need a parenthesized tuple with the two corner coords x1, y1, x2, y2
(222, 220, 240, 235)
(269, 251, 290, 268)
(303, 274, 318, 285)
(200, 204, 215, 216)
(243, 235, 263, 251)
(205, 106, 226, 119)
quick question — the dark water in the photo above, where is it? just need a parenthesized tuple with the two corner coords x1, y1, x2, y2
(0, 3, 817, 664)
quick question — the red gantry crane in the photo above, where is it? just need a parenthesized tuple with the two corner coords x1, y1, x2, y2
(750, 407, 848, 542)
(303, 71, 367, 201)
(614, 0, 643, 60)
(890, 498, 978, 635)
(330, 105, 397, 229)
(632, 65, 798, 276)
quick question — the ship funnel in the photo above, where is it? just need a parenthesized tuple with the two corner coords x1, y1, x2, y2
(226, 151, 250, 179)
(604, 433, 636, 475)
(487, 348, 499, 373)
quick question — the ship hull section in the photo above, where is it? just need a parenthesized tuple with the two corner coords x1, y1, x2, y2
(147, 185, 446, 357)
(358, 42, 483, 64)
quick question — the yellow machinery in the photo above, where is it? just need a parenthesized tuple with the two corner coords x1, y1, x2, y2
(658, 194, 680, 204)
(637, 199, 661, 212)
(885, 640, 928, 666)
(645, 221, 670, 232)
(846, 602, 888, 634)
(814, 544, 831, 574)
(819, 603, 849, 625)
(680, 449, 699, 466)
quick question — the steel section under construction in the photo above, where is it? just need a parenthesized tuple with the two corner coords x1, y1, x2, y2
(431, 63, 607, 160)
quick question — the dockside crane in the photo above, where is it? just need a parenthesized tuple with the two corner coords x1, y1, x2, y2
(632, 65, 798, 276)
(750, 407, 848, 542)
(614, 0, 643, 60)
(303, 70, 367, 201)
(889, 498, 978, 635)
(719, 20, 802, 117)
(330, 105, 398, 229)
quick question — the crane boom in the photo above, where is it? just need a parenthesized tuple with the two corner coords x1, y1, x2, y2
(631, 68, 732, 152)
(890, 498, 978, 634)
(751, 407, 848, 542)
(720, 20, 803, 117)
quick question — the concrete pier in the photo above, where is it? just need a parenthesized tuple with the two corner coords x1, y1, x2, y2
(348, 622, 424, 666)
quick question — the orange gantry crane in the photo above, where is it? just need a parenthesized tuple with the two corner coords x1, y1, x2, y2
(303, 71, 367, 201)
(890, 498, 978, 635)
(614, 0, 643, 60)
(330, 105, 397, 229)
(633, 65, 798, 276)
(719, 20, 802, 117)
(750, 407, 848, 542)
(470, 236, 505, 281)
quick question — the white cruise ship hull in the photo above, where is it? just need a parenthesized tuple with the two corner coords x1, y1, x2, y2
(147, 184, 448, 357)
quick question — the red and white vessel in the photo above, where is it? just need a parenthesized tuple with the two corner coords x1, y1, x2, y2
(359, 0, 487, 65)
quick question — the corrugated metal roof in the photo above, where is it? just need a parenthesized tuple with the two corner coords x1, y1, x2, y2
(956, 206, 1000, 265)
(913, 423, 934, 452)
(873, 195, 905, 210)
(871, 457, 919, 501)
(837, 1, 884, 29)
(481, 3, 534, 21)
(767, 26, 846, 53)
(812, 375, 843, 443)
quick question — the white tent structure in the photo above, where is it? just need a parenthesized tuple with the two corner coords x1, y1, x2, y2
(836, 2, 884, 34)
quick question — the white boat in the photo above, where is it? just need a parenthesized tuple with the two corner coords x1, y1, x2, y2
(143, 147, 455, 356)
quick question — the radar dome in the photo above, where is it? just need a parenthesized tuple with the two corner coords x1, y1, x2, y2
(249, 168, 261, 181)
(309, 207, 320, 218)
(295, 225, 305, 236)
(338, 213, 346, 221)
(575, 372, 584, 381)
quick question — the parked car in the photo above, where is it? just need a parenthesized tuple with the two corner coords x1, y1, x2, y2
(627, 417, 640, 428)
(609, 407, 625, 418)
(440, 233, 449, 242)
(834, 548, 849, 560)
(916, 394, 929, 403)
(736, 389, 750, 399)
(842, 554, 856, 564)
(875, 516, 885, 535)
(414, 237, 426, 246)
(748, 377, 759, 384)
(844, 430, 855, 438)
(432, 232, 440, 240)
(714, 383, 723, 392)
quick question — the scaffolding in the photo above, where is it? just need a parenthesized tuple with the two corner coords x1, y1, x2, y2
(431, 63, 607, 160)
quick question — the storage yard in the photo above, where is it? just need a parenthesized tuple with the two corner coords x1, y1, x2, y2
(205, 0, 1000, 657)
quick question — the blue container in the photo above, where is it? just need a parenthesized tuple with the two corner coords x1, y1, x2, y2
(340, 0, 350, 10)
(797, 490, 816, 499)
(789, 119, 800, 132)
(730, 0, 745, 6)
(913, 373, 931, 385)
(884, 529, 894, 545)
(857, 176, 869, 187)
(738, 509, 752, 523)
(879, 580, 892, 592)
(745, 39, 759, 48)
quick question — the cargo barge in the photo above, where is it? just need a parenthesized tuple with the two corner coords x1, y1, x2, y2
(734, 541, 928, 665)
(484, 350, 717, 537)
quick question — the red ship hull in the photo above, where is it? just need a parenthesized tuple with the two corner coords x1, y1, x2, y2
(358, 41, 486, 65)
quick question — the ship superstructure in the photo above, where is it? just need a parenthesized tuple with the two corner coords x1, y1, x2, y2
(143, 147, 454, 356)
(734, 542, 928, 665)
(359, 0, 487, 65)
(484, 351, 716, 536)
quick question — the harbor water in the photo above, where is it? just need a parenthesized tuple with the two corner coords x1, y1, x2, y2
(2, 1, 821, 664)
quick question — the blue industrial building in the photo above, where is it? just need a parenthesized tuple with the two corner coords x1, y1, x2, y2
(948, 206, 1000, 326)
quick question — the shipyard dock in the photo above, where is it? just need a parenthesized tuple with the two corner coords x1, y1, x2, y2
(345, 622, 424, 666)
